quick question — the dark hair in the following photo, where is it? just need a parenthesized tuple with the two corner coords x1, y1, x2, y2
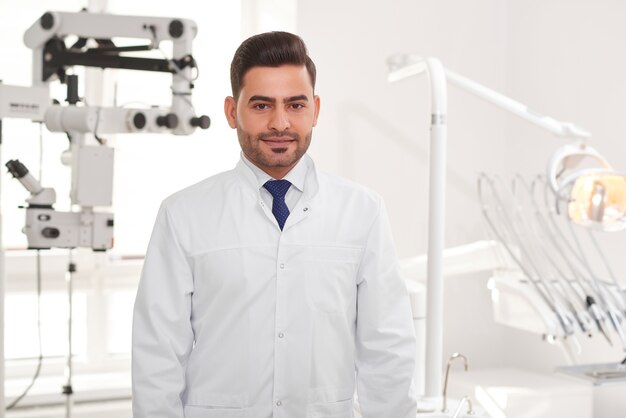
(230, 31, 316, 100)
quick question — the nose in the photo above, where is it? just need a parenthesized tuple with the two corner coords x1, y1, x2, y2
(268, 107, 290, 131)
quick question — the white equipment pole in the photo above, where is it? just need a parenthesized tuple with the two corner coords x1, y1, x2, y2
(423, 58, 448, 399)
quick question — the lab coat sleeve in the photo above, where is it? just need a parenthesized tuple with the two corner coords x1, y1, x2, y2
(132, 203, 195, 418)
(355, 199, 417, 418)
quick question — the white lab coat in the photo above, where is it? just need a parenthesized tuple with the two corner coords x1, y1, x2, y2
(132, 155, 417, 418)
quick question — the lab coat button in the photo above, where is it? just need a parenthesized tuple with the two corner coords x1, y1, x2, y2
(276, 400, 282, 406)
(303, 207, 309, 212)
(278, 332, 284, 338)
(279, 263, 285, 269)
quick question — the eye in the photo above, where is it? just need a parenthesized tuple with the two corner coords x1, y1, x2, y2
(290, 103, 305, 110)
(254, 103, 270, 110)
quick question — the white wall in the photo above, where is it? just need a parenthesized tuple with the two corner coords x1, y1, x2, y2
(298, 0, 626, 373)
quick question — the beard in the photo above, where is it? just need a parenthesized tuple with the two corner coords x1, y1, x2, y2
(257, 131, 296, 155)
(237, 126, 312, 169)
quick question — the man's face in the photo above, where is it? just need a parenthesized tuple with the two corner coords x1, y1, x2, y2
(224, 65, 320, 179)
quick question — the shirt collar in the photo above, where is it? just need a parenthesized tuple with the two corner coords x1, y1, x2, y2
(241, 152, 308, 193)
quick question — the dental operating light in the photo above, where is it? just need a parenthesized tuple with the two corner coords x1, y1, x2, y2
(386, 54, 626, 400)
(548, 143, 626, 231)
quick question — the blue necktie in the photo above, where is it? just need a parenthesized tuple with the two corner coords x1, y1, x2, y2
(264, 180, 292, 230)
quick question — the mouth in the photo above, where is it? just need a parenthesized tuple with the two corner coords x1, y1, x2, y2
(261, 138, 295, 146)
(258, 131, 298, 143)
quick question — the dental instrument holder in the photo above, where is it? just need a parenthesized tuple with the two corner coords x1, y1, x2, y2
(387, 54, 592, 404)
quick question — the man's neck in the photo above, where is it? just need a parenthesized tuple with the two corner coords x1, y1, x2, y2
(244, 156, 299, 180)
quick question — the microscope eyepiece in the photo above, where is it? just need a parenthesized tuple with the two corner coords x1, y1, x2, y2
(6, 159, 29, 179)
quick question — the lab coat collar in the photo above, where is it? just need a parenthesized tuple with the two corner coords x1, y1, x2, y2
(285, 155, 318, 230)
(235, 154, 319, 231)
(235, 154, 319, 201)
(240, 153, 307, 193)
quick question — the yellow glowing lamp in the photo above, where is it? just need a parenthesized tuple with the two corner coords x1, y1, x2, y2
(548, 144, 626, 231)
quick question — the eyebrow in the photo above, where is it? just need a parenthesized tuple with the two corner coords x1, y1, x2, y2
(248, 95, 309, 104)
(285, 95, 309, 103)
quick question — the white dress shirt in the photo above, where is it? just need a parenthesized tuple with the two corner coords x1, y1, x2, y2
(241, 152, 307, 213)
(132, 154, 417, 418)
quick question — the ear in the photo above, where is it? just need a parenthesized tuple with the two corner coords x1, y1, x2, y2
(312, 95, 321, 127)
(224, 96, 237, 129)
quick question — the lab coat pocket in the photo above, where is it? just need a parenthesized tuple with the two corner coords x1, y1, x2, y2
(183, 405, 246, 418)
(184, 394, 247, 418)
(308, 400, 354, 418)
(307, 386, 355, 418)
(305, 246, 361, 314)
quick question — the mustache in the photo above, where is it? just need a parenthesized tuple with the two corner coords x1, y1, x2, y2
(257, 131, 299, 141)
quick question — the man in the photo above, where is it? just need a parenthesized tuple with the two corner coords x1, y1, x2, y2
(132, 31, 417, 418)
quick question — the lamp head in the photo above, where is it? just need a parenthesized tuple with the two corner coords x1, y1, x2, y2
(548, 143, 626, 231)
